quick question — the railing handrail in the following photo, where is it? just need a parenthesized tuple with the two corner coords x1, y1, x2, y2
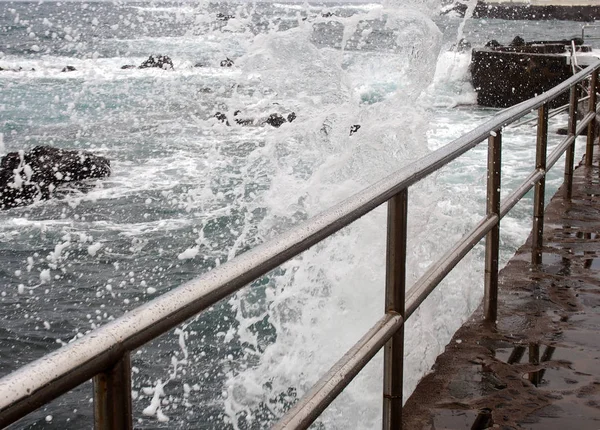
(1, 60, 600, 429)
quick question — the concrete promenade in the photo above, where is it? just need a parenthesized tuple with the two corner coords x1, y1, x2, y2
(403, 155, 600, 429)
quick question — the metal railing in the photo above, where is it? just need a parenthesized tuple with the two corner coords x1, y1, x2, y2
(1, 61, 599, 430)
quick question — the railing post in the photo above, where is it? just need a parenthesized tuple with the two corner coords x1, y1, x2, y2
(532, 103, 549, 265)
(382, 190, 407, 430)
(586, 69, 598, 166)
(528, 343, 541, 386)
(94, 353, 133, 430)
(564, 84, 579, 199)
(484, 129, 501, 323)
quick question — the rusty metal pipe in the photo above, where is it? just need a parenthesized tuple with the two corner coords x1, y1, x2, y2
(586, 69, 598, 165)
(484, 130, 502, 323)
(94, 353, 132, 430)
(383, 191, 408, 430)
(532, 104, 549, 265)
(564, 85, 579, 198)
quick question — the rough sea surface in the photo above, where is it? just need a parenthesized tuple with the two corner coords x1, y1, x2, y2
(0, 1, 596, 428)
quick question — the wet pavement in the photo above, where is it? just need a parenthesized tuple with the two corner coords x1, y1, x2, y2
(403, 156, 600, 429)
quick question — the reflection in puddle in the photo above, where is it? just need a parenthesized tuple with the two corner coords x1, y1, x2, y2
(494, 343, 556, 386)
(538, 252, 572, 276)
(523, 366, 586, 390)
(494, 343, 554, 366)
(432, 408, 493, 430)
(584, 257, 600, 269)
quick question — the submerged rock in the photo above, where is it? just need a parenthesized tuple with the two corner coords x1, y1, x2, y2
(214, 111, 297, 128)
(0, 66, 32, 72)
(139, 55, 174, 70)
(0, 146, 111, 210)
(220, 58, 234, 67)
(216, 12, 234, 21)
(121, 64, 137, 70)
(265, 113, 296, 128)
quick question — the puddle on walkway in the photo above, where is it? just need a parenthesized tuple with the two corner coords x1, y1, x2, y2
(432, 409, 492, 430)
(520, 400, 600, 429)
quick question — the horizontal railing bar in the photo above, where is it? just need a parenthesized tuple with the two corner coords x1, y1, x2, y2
(508, 94, 591, 129)
(548, 135, 577, 171)
(547, 111, 596, 170)
(272, 313, 404, 430)
(0, 330, 123, 428)
(499, 170, 545, 219)
(405, 214, 498, 319)
(1, 61, 599, 428)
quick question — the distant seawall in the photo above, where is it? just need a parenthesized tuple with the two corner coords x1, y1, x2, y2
(450, 0, 600, 21)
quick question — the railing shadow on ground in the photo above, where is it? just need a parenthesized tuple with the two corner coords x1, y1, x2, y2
(0, 61, 599, 430)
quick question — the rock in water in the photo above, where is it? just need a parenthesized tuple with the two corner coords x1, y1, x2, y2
(139, 55, 174, 70)
(0, 146, 111, 210)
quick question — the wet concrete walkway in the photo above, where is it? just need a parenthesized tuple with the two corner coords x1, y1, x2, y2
(403, 156, 600, 429)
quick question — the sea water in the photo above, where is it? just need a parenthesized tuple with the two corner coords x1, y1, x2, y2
(0, 2, 594, 428)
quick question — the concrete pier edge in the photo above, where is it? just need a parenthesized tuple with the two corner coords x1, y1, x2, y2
(403, 154, 600, 429)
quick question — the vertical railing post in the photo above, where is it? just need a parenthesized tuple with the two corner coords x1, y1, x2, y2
(484, 129, 501, 323)
(586, 69, 598, 166)
(532, 103, 549, 265)
(564, 84, 579, 199)
(528, 343, 541, 386)
(382, 190, 407, 430)
(94, 353, 133, 430)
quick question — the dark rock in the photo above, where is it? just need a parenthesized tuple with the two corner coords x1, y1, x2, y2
(214, 111, 297, 128)
(0, 146, 111, 210)
(485, 39, 502, 48)
(441, 1, 467, 16)
(214, 112, 230, 125)
(471, 40, 573, 108)
(216, 12, 234, 21)
(0, 66, 24, 72)
(510, 35, 525, 47)
(321, 12, 334, 18)
(139, 55, 174, 70)
(472, 1, 600, 21)
(61, 66, 76, 72)
(121, 65, 137, 70)
(265, 113, 287, 128)
(220, 58, 234, 67)
(193, 62, 206, 68)
(350, 124, 361, 136)
(233, 111, 254, 126)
